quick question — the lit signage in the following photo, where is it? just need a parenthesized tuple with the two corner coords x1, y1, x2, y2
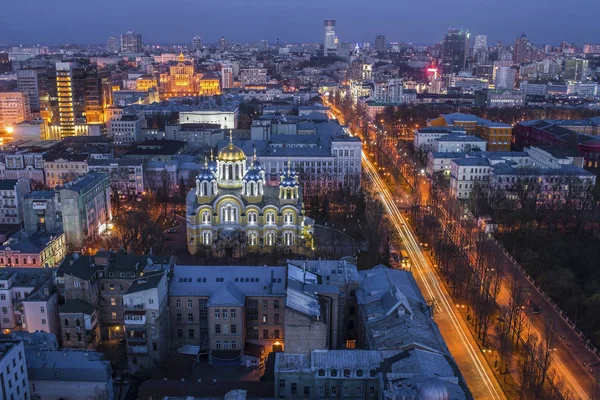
(32, 201, 47, 210)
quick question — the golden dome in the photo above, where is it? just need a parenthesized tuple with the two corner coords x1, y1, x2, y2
(218, 135, 246, 161)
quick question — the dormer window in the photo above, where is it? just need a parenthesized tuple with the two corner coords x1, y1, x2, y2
(330, 369, 338, 377)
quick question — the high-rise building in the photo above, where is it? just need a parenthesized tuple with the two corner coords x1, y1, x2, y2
(121, 31, 143, 54)
(0, 92, 31, 129)
(494, 66, 517, 89)
(45, 62, 110, 138)
(324, 19, 336, 56)
(441, 29, 470, 75)
(221, 65, 234, 89)
(106, 36, 119, 54)
(474, 35, 487, 53)
(17, 68, 47, 113)
(564, 59, 589, 81)
(0, 53, 10, 74)
(193, 35, 203, 51)
(219, 36, 227, 51)
(513, 33, 529, 65)
(375, 35, 386, 52)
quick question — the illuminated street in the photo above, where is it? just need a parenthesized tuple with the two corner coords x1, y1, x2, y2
(362, 153, 506, 400)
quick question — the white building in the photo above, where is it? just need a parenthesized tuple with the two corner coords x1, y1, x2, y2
(164, 123, 225, 149)
(87, 158, 145, 196)
(107, 113, 146, 145)
(0, 340, 29, 400)
(240, 68, 267, 87)
(26, 350, 113, 400)
(494, 66, 516, 89)
(486, 90, 524, 108)
(434, 134, 487, 153)
(449, 157, 491, 199)
(349, 80, 372, 104)
(0, 179, 30, 225)
(427, 152, 467, 175)
(413, 127, 464, 152)
(179, 107, 238, 130)
(373, 79, 403, 103)
(0, 268, 57, 336)
(520, 81, 548, 97)
(567, 83, 599, 98)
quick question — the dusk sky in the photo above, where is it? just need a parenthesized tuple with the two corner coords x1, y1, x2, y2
(1, 0, 598, 46)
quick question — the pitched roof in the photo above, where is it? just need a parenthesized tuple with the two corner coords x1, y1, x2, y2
(25, 350, 111, 382)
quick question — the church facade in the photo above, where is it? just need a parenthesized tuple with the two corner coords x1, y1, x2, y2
(186, 137, 314, 256)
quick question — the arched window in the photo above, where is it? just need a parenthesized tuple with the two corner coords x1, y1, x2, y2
(266, 212, 275, 225)
(247, 231, 257, 246)
(228, 164, 233, 180)
(75, 319, 81, 327)
(247, 212, 257, 225)
(249, 182, 255, 196)
(221, 204, 237, 223)
(202, 211, 211, 224)
(235, 164, 240, 179)
(266, 231, 276, 246)
(284, 212, 293, 225)
(203, 231, 212, 245)
(202, 181, 208, 195)
(284, 231, 294, 246)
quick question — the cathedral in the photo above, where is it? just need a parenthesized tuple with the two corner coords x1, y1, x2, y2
(186, 136, 314, 256)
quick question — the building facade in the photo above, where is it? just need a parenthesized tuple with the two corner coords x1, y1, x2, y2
(0, 92, 31, 129)
(186, 138, 314, 256)
(0, 340, 29, 400)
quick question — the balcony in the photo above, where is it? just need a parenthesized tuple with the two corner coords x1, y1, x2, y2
(124, 311, 146, 325)
(128, 345, 148, 354)
(126, 335, 147, 344)
(124, 303, 145, 310)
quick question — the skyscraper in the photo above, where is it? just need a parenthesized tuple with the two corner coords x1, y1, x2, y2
(441, 29, 470, 75)
(17, 68, 47, 113)
(564, 59, 589, 81)
(120, 31, 143, 54)
(474, 35, 487, 53)
(219, 37, 227, 51)
(193, 35, 203, 51)
(375, 35, 386, 52)
(106, 36, 119, 54)
(323, 19, 336, 56)
(221, 65, 234, 89)
(513, 33, 529, 65)
(494, 66, 517, 89)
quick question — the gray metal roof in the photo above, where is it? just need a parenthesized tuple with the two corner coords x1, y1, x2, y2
(25, 350, 111, 383)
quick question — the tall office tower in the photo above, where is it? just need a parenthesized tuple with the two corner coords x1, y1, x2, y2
(375, 35, 386, 52)
(513, 33, 529, 64)
(323, 19, 336, 56)
(494, 66, 517, 89)
(219, 37, 227, 51)
(564, 59, 589, 81)
(441, 29, 470, 75)
(193, 35, 203, 51)
(106, 36, 119, 54)
(55, 62, 79, 137)
(0, 53, 10, 74)
(474, 35, 487, 53)
(221, 65, 234, 89)
(17, 68, 47, 113)
(120, 31, 143, 54)
(84, 70, 112, 124)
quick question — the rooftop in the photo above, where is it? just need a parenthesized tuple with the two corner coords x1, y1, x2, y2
(436, 134, 486, 143)
(59, 298, 96, 315)
(59, 171, 108, 193)
(0, 179, 20, 190)
(25, 350, 111, 382)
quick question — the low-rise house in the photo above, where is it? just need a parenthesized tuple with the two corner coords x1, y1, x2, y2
(0, 231, 66, 268)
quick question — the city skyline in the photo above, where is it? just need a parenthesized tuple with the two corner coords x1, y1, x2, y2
(1, 0, 599, 46)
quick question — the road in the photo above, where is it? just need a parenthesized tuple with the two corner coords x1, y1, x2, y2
(362, 153, 506, 400)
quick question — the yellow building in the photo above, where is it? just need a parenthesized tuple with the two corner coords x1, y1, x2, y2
(136, 76, 158, 92)
(428, 112, 513, 152)
(159, 53, 221, 99)
(476, 120, 513, 151)
(186, 137, 313, 257)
